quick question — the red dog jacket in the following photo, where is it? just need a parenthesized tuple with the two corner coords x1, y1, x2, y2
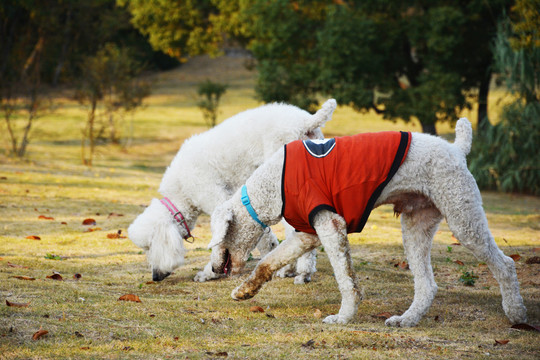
(281, 131, 411, 234)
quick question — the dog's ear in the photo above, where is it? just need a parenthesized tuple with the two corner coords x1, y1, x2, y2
(208, 203, 234, 248)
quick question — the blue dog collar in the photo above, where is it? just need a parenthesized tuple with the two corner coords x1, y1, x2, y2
(241, 185, 268, 229)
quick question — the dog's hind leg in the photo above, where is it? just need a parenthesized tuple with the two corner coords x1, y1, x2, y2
(313, 211, 361, 324)
(231, 231, 320, 300)
(442, 182, 527, 324)
(386, 206, 442, 327)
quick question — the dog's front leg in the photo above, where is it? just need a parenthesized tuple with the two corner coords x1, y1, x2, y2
(232, 231, 320, 300)
(313, 211, 361, 324)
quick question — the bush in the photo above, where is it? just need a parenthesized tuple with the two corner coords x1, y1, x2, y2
(469, 101, 540, 195)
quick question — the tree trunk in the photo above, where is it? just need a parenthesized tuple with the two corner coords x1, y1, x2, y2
(477, 69, 492, 135)
(420, 120, 437, 135)
(52, 7, 72, 86)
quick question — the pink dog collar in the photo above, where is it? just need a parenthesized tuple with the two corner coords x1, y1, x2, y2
(160, 197, 194, 243)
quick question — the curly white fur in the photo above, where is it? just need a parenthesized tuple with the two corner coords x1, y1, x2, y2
(128, 99, 336, 281)
(208, 118, 527, 327)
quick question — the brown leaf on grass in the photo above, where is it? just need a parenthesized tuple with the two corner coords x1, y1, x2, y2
(494, 339, 509, 346)
(85, 227, 102, 232)
(108, 213, 124, 218)
(454, 260, 465, 266)
(511, 323, 540, 332)
(12, 275, 35, 281)
(525, 256, 540, 264)
(395, 261, 409, 270)
(73, 273, 82, 280)
(8, 262, 28, 269)
(373, 312, 392, 319)
(26, 235, 41, 240)
(6, 300, 29, 307)
(509, 254, 521, 261)
(82, 218, 96, 226)
(249, 306, 264, 313)
(0, 176, 7, 180)
(313, 309, 322, 319)
(118, 294, 141, 303)
(38, 215, 54, 220)
(60, 222, 67, 225)
(32, 329, 48, 340)
(107, 230, 126, 239)
(46, 273, 63, 281)
(80, 347, 90, 350)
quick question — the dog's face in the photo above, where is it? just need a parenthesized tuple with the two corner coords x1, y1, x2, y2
(127, 198, 187, 281)
(207, 201, 265, 276)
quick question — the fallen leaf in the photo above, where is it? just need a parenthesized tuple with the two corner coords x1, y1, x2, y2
(73, 273, 82, 280)
(107, 230, 126, 239)
(32, 329, 48, 340)
(373, 312, 392, 319)
(85, 227, 102, 232)
(46, 273, 63, 281)
(7, 262, 28, 269)
(108, 213, 124, 218)
(454, 260, 465, 266)
(26, 235, 41, 240)
(0, 176, 7, 180)
(6, 300, 29, 307)
(249, 306, 264, 313)
(525, 256, 540, 264)
(60, 222, 67, 225)
(38, 215, 54, 220)
(511, 323, 540, 332)
(509, 254, 521, 261)
(398, 261, 409, 270)
(494, 339, 509, 346)
(118, 294, 141, 303)
(82, 218, 96, 226)
(451, 235, 460, 245)
(80, 347, 90, 350)
(12, 276, 35, 281)
(313, 309, 322, 318)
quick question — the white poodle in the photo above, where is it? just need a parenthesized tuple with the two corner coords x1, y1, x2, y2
(207, 118, 527, 327)
(128, 99, 336, 281)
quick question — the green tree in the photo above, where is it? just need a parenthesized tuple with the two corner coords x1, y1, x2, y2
(469, 2, 539, 195)
(245, 0, 511, 134)
(76, 44, 150, 166)
(197, 80, 228, 128)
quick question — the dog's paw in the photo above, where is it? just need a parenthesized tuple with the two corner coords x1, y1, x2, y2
(293, 274, 311, 285)
(193, 270, 218, 282)
(385, 315, 418, 327)
(231, 286, 254, 301)
(275, 265, 296, 278)
(322, 314, 348, 324)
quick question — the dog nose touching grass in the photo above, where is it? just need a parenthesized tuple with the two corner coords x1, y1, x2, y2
(152, 268, 171, 281)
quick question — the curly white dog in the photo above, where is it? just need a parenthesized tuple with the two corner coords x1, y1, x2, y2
(128, 99, 336, 281)
(207, 118, 527, 327)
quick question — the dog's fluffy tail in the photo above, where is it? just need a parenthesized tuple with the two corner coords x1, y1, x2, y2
(454, 117, 473, 156)
(308, 98, 337, 129)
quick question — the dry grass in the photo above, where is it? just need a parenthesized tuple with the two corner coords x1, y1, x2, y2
(1, 56, 539, 359)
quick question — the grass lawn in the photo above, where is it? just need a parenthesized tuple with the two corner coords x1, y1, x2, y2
(0, 55, 539, 359)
